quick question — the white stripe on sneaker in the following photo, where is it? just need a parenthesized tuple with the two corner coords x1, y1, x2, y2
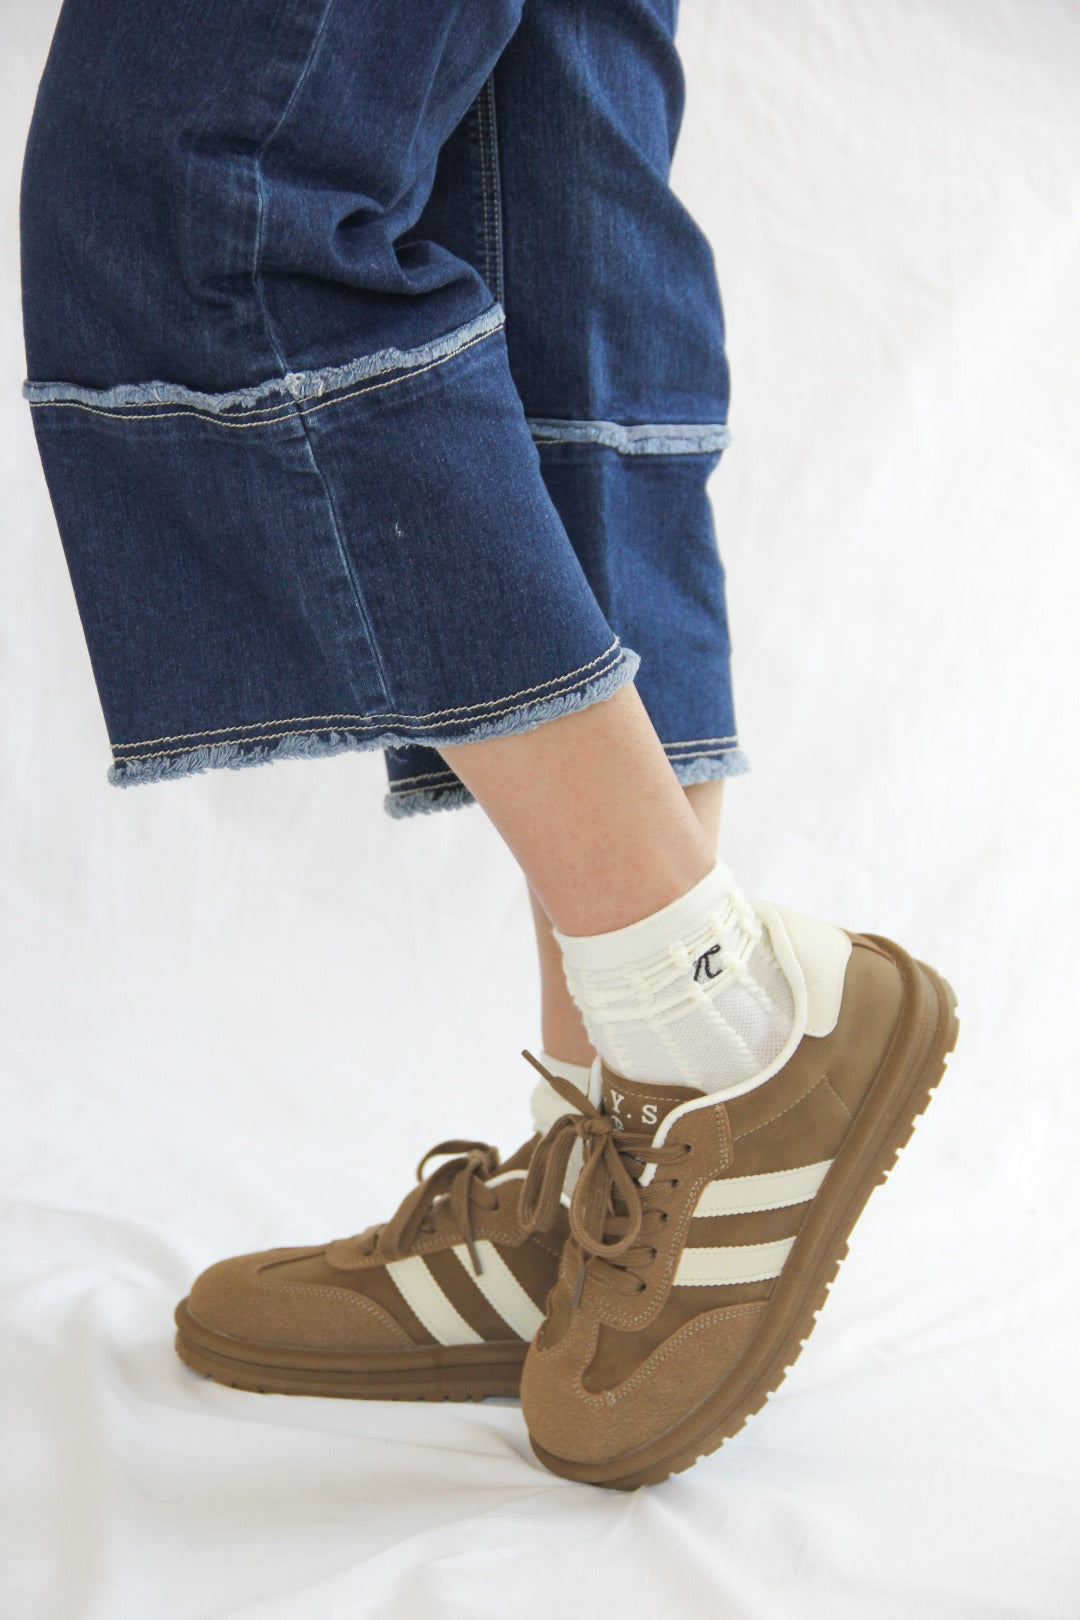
(693, 1159, 832, 1217)
(674, 1238, 795, 1287)
(451, 1241, 544, 1341)
(385, 1256, 484, 1346)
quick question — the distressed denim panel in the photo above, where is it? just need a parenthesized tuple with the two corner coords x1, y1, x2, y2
(27, 317, 632, 779)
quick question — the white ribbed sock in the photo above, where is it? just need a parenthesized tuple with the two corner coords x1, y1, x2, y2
(536, 1051, 591, 1093)
(529, 1049, 591, 1135)
(553, 858, 795, 1093)
(530, 1050, 594, 1192)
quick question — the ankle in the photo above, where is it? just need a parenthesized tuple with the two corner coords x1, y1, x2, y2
(554, 859, 795, 1092)
(539, 1029, 595, 1068)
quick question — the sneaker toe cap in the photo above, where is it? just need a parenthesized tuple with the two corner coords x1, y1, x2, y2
(183, 1246, 413, 1354)
(523, 1298, 766, 1467)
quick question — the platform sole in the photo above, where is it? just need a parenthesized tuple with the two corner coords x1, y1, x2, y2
(174, 1302, 526, 1401)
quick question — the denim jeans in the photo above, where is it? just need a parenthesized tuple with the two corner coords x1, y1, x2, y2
(20, 0, 747, 816)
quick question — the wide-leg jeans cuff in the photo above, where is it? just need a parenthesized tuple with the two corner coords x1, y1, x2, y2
(383, 421, 749, 818)
(108, 637, 638, 787)
(23, 306, 637, 789)
(665, 741, 750, 789)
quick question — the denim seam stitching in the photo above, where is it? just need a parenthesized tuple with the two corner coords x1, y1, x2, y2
(666, 749, 742, 763)
(23, 325, 502, 428)
(111, 650, 630, 765)
(480, 76, 505, 304)
(664, 735, 739, 748)
(469, 91, 492, 298)
(474, 85, 493, 296)
(527, 418, 732, 456)
(110, 636, 624, 750)
(250, 15, 391, 707)
(391, 786, 461, 800)
(387, 770, 460, 788)
(389, 781, 464, 799)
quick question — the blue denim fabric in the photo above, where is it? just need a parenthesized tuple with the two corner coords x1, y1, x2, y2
(20, 0, 748, 813)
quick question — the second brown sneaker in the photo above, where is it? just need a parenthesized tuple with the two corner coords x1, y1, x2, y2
(174, 1064, 593, 1401)
(519, 906, 959, 1486)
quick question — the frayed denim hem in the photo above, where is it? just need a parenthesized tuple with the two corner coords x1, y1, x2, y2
(23, 305, 505, 415)
(668, 749, 750, 787)
(527, 419, 731, 456)
(384, 779, 476, 818)
(108, 646, 639, 788)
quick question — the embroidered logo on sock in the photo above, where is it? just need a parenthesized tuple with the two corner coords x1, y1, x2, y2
(693, 944, 725, 983)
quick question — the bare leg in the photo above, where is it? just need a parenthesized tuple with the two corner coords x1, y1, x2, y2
(438, 683, 716, 939)
(526, 780, 725, 1064)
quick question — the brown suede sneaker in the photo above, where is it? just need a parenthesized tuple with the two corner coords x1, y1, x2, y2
(518, 906, 959, 1487)
(174, 1066, 594, 1401)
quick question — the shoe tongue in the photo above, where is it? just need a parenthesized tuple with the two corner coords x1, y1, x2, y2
(528, 1060, 591, 1137)
(600, 1064, 703, 1134)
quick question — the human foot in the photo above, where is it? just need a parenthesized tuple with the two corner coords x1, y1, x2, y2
(520, 908, 958, 1486)
(174, 1058, 595, 1401)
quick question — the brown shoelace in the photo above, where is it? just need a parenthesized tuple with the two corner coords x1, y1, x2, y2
(518, 1052, 690, 1302)
(358, 1140, 502, 1274)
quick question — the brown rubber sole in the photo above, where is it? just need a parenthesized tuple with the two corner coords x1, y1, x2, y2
(174, 1302, 526, 1401)
(530, 945, 960, 1488)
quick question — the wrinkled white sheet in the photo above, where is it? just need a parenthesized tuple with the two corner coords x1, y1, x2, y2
(2, 3, 1078, 1616)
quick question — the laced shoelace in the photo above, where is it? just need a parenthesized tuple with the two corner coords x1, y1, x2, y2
(518, 1052, 690, 1304)
(357, 1140, 502, 1274)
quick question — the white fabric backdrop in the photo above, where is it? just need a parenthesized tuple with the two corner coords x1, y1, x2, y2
(2, 3, 1078, 1616)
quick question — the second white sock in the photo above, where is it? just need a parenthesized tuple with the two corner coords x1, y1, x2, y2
(553, 858, 795, 1092)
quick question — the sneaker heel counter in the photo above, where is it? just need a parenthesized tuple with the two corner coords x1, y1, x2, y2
(825, 938, 908, 1116)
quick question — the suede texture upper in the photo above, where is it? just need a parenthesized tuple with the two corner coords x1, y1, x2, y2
(186, 1145, 567, 1355)
(521, 935, 911, 1466)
